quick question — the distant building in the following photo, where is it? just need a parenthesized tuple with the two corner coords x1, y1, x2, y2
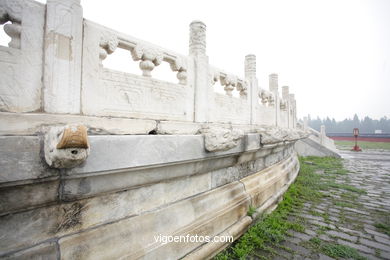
(375, 130, 382, 134)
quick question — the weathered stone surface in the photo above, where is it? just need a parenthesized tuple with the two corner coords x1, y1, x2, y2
(58, 182, 250, 260)
(257, 126, 306, 145)
(0, 172, 211, 254)
(210, 92, 251, 124)
(264, 151, 284, 167)
(244, 133, 261, 151)
(254, 147, 273, 158)
(157, 121, 200, 135)
(0, 180, 59, 215)
(1, 242, 57, 260)
(62, 155, 236, 200)
(295, 137, 341, 158)
(241, 154, 299, 208)
(211, 157, 266, 188)
(295, 127, 340, 157)
(0, 112, 157, 136)
(0, 205, 60, 254)
(201, 126, 244, 152)
(66, 135, 245, 175)
(0, 136, 58, 183)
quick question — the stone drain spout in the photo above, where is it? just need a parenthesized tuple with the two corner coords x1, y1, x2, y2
(44, 125, 90, 168)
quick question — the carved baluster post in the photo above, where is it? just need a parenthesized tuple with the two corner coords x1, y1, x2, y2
(269, 73, 280, 127)
(190, 20, 210, 122)
(245, 54, 258, 125)
(282, 86, 290, 128)
(43, 0, 83, 114)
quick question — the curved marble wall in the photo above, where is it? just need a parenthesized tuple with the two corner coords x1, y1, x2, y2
(0, 134, 299, 259)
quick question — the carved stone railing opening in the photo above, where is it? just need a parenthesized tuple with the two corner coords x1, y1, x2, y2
(209, 67, 247, 99)
(96, 27, 188, 85)
(101, 47, 180, 84)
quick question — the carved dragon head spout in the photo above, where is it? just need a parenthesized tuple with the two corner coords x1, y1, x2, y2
(44, 125, 90, 169)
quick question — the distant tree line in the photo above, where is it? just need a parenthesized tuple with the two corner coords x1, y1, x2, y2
(307, 114, 390, 134)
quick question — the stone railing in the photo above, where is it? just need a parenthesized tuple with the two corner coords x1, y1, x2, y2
(0, 1, 305, 259)
(0, 0, 297, 134)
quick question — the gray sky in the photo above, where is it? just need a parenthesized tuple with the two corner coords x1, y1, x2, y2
(2, 0, 389, 120)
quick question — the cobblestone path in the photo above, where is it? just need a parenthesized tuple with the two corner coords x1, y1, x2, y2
(254, 150, 390, 260)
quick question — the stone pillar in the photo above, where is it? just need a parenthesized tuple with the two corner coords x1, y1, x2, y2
(320, 125, 326, 145)
(43, 0, 83, 114)
(190, 21, 210, 122)
(269, 74, 280, 127)
(282, 86, 290, 128)
(245, 54, 258, 125)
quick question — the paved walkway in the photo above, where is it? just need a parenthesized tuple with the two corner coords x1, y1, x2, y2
(255, 150, 390, 260)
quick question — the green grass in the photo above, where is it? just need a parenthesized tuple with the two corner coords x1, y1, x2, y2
(334, 140, 390, 150)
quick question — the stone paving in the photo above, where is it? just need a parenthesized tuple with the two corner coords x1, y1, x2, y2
(253, 150, 390, 260)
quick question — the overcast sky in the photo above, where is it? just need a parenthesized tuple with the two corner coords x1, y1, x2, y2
(2, 0, 389, 120)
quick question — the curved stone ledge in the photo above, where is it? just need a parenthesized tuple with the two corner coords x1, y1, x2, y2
(0, 144, 299, 259)
(0, 134, 295, 216)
